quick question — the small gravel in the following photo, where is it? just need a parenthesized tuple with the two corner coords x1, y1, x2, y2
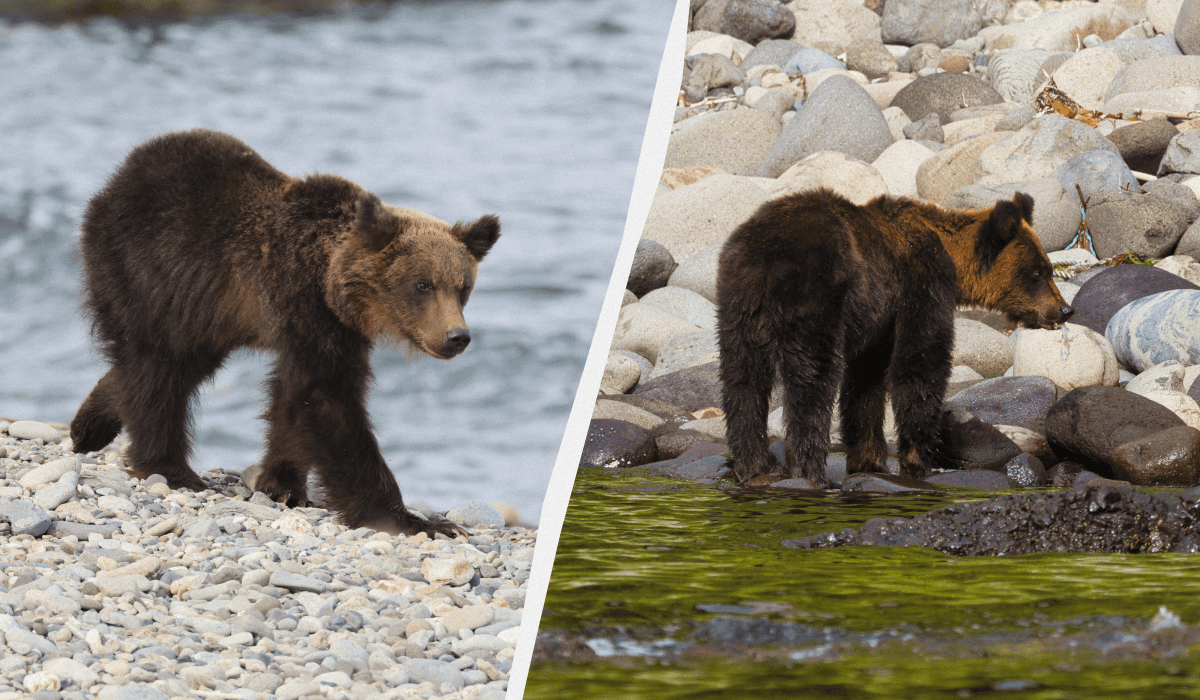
(0, 419, 528, 700)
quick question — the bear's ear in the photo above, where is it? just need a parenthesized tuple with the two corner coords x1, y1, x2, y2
(1013, 191, 1034, 224)
(976, 198, 1025, 272)
(354, 192, 400, 253)
(452, 214, 501, 261)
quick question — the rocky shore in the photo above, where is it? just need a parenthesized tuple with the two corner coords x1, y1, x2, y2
(586, 0, 1200, 549)
(0, 418, 530, 700)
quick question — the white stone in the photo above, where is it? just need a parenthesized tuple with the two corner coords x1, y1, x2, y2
(6, 420, 61, 442)
(601, 353, 641, 394)
(952, 318, 1016, 378)
(593, 400, 666, 432)
(422, 556, 474, 586)
(950, 365, 985, 383)
(33, 470, 78, 511)
(770, 151, 889, 206)
(1142, 389, 1200, 430)
(1012, 323, 1120, 390)
(611, 303, 704, 364)
(1125, 360, 1186, 396)
(1052, 47, 1125, 112)
(18, 456, 80, 488)
(871, 140, 935, 198)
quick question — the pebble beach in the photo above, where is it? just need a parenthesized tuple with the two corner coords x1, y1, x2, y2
(0, 418, 531, 700)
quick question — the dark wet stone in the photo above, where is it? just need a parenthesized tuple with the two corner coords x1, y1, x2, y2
(678, 442, 731, 461)
(889, 73, 1003, 125)
(1044, 386, 1184, 476)
(943, 406, 1023, 471)
(720, 0, 795, 45)
(842, 473, 936, 493)
(655, 430, 714, 460)
(627, 239, 677, 297)
(531, 631, 598, 663)
(1107, 119, 1179, 174)
(740, 38, 802, 72)
(786, 482, 1200, 555)
(944, 376, 1058, 434)
(1046, 460, 1088, 487)
(1109, 426, 1200, 487)
(925, 470, 1016, 490)
(580, 419, 658, 468)
(632, 361, 723, 412)
(769, 477, 821, 489)
(1004, 453, 1046, 487)
(644, 454, 731, 482)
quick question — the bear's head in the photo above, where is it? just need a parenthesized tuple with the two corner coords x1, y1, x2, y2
(965, 192, 1073, 329)
(333, 192, 500, 358)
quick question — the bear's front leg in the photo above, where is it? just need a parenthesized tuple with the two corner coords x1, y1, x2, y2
(263, 351, 463, 538)
(889, 302, 955, 479)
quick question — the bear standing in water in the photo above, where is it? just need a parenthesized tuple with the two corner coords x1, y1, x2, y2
(717, 189, 1072, 485)
(70, 129, 499, 536)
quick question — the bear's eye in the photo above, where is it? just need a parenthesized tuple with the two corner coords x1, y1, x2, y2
(416, 280, 432, 292)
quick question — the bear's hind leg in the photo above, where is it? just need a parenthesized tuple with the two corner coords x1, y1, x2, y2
(777, 321, 845, 485)
(719, 321, 777, 482)
(118, 349, 224, 492)
(71, 369, 124, 454)
(840, 341, 892, 475)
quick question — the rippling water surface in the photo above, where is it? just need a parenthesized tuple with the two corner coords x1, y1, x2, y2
(0, 0, 675, 523)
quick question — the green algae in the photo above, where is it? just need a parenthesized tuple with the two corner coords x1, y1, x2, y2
(528, 468, 1200, 697)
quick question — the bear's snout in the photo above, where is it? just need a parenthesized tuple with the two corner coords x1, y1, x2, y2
(445, 327, 471, 355)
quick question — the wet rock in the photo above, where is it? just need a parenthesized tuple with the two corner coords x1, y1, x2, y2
(656, 430, 716, 460)
(634, 361, 723, 413)
(581, 419, 658, 468)
(881, 0, 985, 47)
(642, 173, 768, 261)
(842, 473, 935, 493)
(1106, 289, 1200, 371)
(944, 376, 1058, 433)
(769, 151, 889, 205)
(890, 73, 1003, 125)
(976, 114, 1122, 185)
(769, 477, 822, 489)
(945, 178, 1080, 253)
(758, 75, 892, 178)
(944, 406, 1024, 471)
(1011, 324, 1120, 391)
(1044, 385, 1185, 476)
(604, 394, 697, 432)
(720, 0, 795, 44)
(786, 482, 1200, 555)
(740, 38, 801, 71)
(666, 107, 782, 177)
(1004, 452, 1047, 487)
(1107, 120, 1179, 174)
(645, 454, 731, 482)
(926, 469, 1016, 489)
(1052, 150, 1140, 201)
(627, 239, 677, 297)
(1069, 264, 1199, 335)
(1046, 460, 1089, 487)
(1159, 131, 1200, 176)
(995, 425, 1057, 467)
(1109, 425, 1200, 486)
(1086, 190, 1191, 259)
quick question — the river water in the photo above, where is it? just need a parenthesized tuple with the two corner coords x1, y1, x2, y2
(0, 0, 675, 524)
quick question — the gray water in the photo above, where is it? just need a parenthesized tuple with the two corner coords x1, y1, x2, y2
(0, 0, 674, 524)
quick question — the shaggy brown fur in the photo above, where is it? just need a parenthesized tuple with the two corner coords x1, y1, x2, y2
(717, 189, 1071, 484)
(70, 129, 500, 536)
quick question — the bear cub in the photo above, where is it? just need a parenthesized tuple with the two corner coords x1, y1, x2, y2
(717, 189, 1072, 485)
(70, 128, 500, 536)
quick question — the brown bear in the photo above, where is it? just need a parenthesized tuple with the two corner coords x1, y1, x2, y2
(69, 128, 500, 536)
(716, 188, 1072, 485)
